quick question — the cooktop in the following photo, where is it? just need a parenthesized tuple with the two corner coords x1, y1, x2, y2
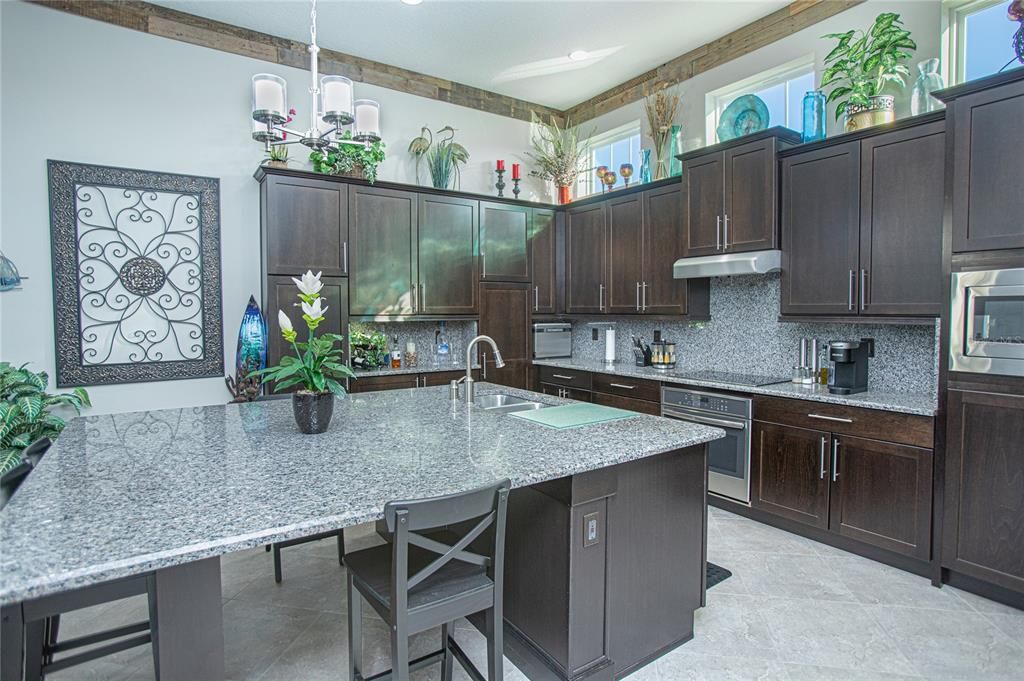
(670, 369, 791, 387)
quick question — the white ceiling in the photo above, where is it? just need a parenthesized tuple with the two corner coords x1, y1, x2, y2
(151, 0, 792, 110)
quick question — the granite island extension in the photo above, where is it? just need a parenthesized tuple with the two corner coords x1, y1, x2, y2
(0, 383, 723, 681)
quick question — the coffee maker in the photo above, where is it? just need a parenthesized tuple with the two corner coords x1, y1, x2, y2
(828, 338, 875, 395)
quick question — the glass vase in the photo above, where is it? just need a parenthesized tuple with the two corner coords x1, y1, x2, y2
(910, 58, 945, 116)
(669, 125, 683, 177)
(801, 90, 826, 143)
(639, 149, 652, 184)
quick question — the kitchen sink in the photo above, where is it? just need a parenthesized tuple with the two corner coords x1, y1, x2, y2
(474, 393, 549, 413)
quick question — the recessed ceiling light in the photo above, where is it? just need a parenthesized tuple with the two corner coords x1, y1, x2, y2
(568, 50, 589, 61)
(401, 0, 423, 5)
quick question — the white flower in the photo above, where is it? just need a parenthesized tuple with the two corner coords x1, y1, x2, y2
(292, 270, 324, 296)
(301, 298, 328, 320)
(277, 310, 294, 332)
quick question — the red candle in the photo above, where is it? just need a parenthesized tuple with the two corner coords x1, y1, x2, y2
(496, 159, 505, 172)
(512, 163, 520, 180)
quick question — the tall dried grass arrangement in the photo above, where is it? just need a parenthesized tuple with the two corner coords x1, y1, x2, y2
(526, 114, 593, 190)
(644, 90, 681, 180)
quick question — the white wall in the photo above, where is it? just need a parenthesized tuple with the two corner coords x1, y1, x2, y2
(0, 2, 544, 415)
(584, 1, 942, 151)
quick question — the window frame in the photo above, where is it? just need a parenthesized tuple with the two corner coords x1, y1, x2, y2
(943, 0, 1013, 85)
(704, 57, 815, 144)
(586, 121, 642, 195)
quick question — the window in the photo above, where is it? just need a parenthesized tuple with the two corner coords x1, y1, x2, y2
(705, 59, 815, 143)
(587, 122, 642, 194)
(944, 0, 1021, 85)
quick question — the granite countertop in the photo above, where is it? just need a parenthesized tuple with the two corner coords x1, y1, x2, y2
(534, 359, 938, 417)
(0, 383, 722, 605)
(352, 361, 479, 378)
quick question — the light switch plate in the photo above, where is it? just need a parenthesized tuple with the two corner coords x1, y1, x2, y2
(583, 511, 600, 547)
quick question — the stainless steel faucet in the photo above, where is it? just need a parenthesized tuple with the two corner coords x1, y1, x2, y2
(459, 335, 505, 402)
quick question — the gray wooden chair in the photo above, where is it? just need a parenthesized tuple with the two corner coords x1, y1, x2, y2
(345, 479, 511, 681)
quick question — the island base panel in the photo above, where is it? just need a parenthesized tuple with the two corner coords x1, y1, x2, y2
(151, 556, 224, 681)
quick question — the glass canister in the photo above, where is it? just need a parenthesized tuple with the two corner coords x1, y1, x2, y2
(801, 90, 827, 143)
(910, 58, 945, 115)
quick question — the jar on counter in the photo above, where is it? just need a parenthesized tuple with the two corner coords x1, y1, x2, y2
(404, 341, 418, 368)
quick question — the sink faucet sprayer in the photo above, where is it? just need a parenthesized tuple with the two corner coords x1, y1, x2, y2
(454, 335, 504, 403)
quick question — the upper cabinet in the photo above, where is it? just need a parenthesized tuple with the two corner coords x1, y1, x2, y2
(680, 129, 799, 257)
(349, 185, 418, 316)
(262, 174, 348, 276)
(565, 202, 608, 314)
(606, 193, 645, 314)
(780, 116, 945, 319)
(530, 208, 559, 315)
(937, 68, 1024, 253)
(417, 194, 478, 315)
(480, 202, 530, 282)
(642, 183, 691, 315)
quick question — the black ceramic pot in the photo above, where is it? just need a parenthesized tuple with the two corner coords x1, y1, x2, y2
(292, 391, 334, 434)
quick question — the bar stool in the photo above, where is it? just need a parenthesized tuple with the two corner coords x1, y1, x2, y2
(345, 479, 511, 681)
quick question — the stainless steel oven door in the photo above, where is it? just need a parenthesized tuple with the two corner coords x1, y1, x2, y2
(951, 269, 1024, 376)
(662, 405, 751, 504)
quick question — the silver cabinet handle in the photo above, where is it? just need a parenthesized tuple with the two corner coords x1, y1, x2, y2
(723, 214, 729, 250)
(716, 215, 722, 251)
(642, 281, 648, 311)
(636, 282, 641, 311)
(599, 283, 605, 312)
(819, 437, 827, 480)
(421, 282, 426, 310)
(343, 241, 348, 274)
(609, 383, 636, 390)
(860, 269, 867, 311)
(808, 413, 853, 424)
(481, 250, 487, 277)
(848, 270, 854, 311)
(552, 374, 574, 380)
(411, 283, 418, 313)
(662, 408, 746, 430)
(832, 438, 840, 482)
(534, 286, 539, 312)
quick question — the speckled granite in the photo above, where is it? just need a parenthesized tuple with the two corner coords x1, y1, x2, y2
(535, 358, 937, 416)
(0, 384, 722, 605)
(571, 274, 939, 397)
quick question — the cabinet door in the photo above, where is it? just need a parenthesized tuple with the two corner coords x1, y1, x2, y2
(681, 151, 724, 256)
(417, 195, 478, 315)
(265, 275, 349, 391)
(828, 435, 932, 560)
(943, 389, 1024, 593)
(479, 282, 530, 389)
(780, 142, 861, 315)
(264, 174, 347, 276)
(349, 186, 416, 316)
(540, 384, 592, 401)
(592, 391, 660, 415)
(480, 202, 530, 282)
(751, 421, 831, 529)
(606, 194, 644, 314)
(642, 183, 687, 315)
(530, 208, 558, 314)
(723, 138, 777, 253)
(860, 122, 945, 316)
(350, 373, 419, 393)
(951, 77, 1024, 252)
(565, 203, 607, 314)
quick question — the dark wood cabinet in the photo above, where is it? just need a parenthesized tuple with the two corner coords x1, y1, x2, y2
(592, 391, 660, 415)
(943, 389, 1024, 593)
(829, 435, 932, 560)
(680, 152, 724, 256)
(540, 384, 592, 402)
(416, 195, 478, 315)
(480, 202, 530, 282)
(781, 141, 862, 315)
(348, 185, 417, 316)
(262, 174, 348, 276)
(751, 421, 832, 529)
(722, 137, 778, 253)
(642, 184, 688, 315)
(479, 282, 531, 389)
(940, 70, 1024, 252)
(349, 373, 419, 393)
(565, 203, 607, 314)
(606, 194, 645, 314)
(530, 208, 558, 315)
(859, 122, 945, 316)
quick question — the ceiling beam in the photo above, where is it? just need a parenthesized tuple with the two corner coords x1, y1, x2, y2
(563, 0, 866, 124)
(31, 0, 565, 125)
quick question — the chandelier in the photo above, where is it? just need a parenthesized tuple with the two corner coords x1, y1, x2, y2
(250, 0, 381, 153)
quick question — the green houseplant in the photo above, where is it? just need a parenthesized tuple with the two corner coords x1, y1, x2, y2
(408, 126, 469, 190)
(309, 131, 386, 183)
(0, 363, 90, 475)
(526, 115, 592, 204)
(253, 270, 356, 434)
(821, 12, 917, 131)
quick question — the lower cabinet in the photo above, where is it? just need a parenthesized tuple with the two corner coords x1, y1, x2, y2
(535, 369, 661, 414)
(479, 282, 531, 389)
(350, 369, 477, 393)
(540, 383, 592, 401)
(592, 391, 660, 415)
(751, 422, 831, 529)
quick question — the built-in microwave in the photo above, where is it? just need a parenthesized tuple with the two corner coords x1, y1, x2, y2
(950, 268, 1024, 376)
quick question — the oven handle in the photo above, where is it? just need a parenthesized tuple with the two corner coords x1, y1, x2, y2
(662, 408, 746, 430)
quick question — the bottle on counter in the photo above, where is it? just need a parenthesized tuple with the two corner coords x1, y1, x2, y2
(436, 322, 451, 367)
(390, 335, 401, 369)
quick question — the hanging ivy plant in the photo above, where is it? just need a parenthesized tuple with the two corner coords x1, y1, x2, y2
(309, 130, 386, 183)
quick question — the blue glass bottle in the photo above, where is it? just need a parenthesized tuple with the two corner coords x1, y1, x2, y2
(801, 90, 826, 143)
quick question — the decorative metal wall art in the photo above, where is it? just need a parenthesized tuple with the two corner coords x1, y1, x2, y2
(48, 161, 223, 387)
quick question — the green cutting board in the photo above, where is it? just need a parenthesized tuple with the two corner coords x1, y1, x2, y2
(508, 403, 639, 429)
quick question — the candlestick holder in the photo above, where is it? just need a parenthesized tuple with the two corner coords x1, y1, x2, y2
(512, 178, 521, 199)
(495, 169, 506, 197)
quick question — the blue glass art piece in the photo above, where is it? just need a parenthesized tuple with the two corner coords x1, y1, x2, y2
(0, 251, 25, 291)
(716, 95, 770, 143)
(226, 295, 268, 402)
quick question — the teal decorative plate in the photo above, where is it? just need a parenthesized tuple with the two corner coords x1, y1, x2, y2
(716, 95, 770, 142)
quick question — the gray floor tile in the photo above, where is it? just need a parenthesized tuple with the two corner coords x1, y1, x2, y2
(709, 517, 818, 556)
(827, 554, 973, 611)
(656, 650, 790, 680)
(682, 592, 779, 661)
(781, 662, 923, 680)
(949, 586, 1024, 616)
(233, 554, 347, 613)
(711, 550, 856, 602)
(221, 598, 321, 681)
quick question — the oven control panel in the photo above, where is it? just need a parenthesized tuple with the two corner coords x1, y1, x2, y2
(662, 388, 751, 419)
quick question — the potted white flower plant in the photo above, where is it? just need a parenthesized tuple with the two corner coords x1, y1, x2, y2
(253, 270, 355, 434)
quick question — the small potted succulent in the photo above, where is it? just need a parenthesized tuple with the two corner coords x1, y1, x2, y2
(254, 270, 355, 434)
(263, 108, 296, 168)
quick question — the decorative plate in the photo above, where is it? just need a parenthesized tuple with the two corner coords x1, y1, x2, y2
(716, 95, 770, 142)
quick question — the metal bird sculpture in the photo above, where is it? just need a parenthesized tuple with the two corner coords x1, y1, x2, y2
(408, 126, 433, 184)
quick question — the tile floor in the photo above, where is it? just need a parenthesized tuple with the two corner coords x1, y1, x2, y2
(48, 508, 1024, 681)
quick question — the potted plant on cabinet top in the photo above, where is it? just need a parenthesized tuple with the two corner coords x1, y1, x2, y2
(309, 131, 386, 183)
(822, 12, 917, 132)
(526, 115, 592, 204)
(408, 126, 470, 190)
(254, 271, 355, 434)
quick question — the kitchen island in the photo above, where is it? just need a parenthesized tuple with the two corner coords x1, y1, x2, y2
(0, 383, 722, 681)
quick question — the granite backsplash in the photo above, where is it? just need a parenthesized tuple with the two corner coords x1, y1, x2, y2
(570, 274, 939, 396)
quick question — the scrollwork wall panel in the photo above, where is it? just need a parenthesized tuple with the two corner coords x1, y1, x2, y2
(48, 161, 223, 387)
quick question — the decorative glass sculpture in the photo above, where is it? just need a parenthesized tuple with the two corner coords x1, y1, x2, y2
(639, 149, 652, 184)
(801, 90, 827, 143)
(669, 125, 683, 177)
(910, 58, 945, 116)
(619, 163, 634, 188)
(0, 251, 24, 291)
(237, 295, 268, 378)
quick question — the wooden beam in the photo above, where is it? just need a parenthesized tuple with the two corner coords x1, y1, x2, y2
(563, 0, 865, 124)
(31, 0, 564, 125)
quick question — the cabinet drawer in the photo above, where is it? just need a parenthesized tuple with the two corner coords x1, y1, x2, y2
(592, 391, 660, 415)
(592, 372, 660, 402)
(540, 383, 592, 402)
(752, 395, 933, 449)
(537, 366, 592, 390)
(350, 373, 419, 393)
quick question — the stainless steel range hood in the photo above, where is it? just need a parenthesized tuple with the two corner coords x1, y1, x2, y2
(673, 250, 781, 278)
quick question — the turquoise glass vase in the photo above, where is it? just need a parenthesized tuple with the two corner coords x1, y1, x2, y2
(639, 149, 652, 184)
(669, 125, 683, 177)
